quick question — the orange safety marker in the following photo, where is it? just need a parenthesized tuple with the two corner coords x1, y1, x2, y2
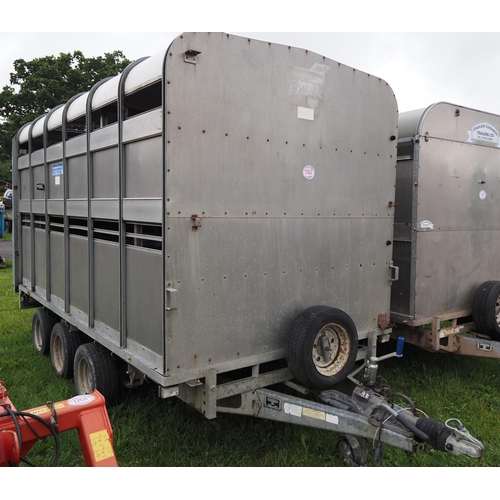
(0, 381, 118, 466)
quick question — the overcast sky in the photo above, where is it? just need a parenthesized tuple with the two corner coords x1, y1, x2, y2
(2, 31, 500, 116)
(2, 0, 500, 117)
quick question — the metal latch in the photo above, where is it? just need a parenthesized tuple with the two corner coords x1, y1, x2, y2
(389, 261, 399, 285)
(166, 287, 177, 311)
(191, 215, 202, 230)
(184, 50, 201, 64)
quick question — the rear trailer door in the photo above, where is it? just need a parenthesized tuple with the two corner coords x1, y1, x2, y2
(162, 33, 399, 379)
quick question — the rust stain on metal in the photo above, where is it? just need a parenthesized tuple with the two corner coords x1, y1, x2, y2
(378, 313, 394, 331)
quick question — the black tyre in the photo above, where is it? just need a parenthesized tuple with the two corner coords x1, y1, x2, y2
(32, 308, 59, 356)
(473, 281, 500, 340)
(285, 306, 358, 390)
(74, 343, 119, 405)
(50, 322, 87, 379)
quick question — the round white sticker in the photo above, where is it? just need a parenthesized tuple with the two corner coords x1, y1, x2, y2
(419, 220, 434, 230)
(479, 190, 487, 200)
(303, 165, 315, 180)
(68, 394, 95, 406)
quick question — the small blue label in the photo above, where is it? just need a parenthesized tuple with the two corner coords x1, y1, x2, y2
(52, 162, 63, 176)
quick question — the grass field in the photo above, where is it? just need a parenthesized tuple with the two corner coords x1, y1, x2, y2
(1, 244, 499, 467)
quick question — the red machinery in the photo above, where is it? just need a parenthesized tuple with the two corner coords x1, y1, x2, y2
(0, 381, 118, 466)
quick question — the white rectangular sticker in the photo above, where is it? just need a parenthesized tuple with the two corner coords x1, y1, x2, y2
(326, 414, 339, 425)
(284, 403, 302, 418)
(298, 106, 314, 121)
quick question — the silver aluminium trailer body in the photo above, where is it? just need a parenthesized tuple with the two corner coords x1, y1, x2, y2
(11, 34, 483, 465)
(392, 102, 500, 359)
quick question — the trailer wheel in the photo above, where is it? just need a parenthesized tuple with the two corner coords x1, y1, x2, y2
(286, 306, 358, 390)
(74, 343, 119, 405)
(32, 308, 59, 356)
(337, 435, 366, 467)
(473, 281, 500, 340)
(50, 323, 87, 379)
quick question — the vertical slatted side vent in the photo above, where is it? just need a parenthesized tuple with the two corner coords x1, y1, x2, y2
(94, 220, 119, 243)
(49, 216, 64, 233)
(125, 223, 162, 251)
(68, 217, 87, 237)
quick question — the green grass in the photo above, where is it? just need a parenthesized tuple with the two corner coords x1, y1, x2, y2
(1, 256, 499, 467)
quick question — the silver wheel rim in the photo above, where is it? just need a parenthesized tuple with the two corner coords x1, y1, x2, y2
(33, 319, 42, 351)
(76, 357, 94, 394)
(52, 334, 64, 373)
(312, 322, 351, 377)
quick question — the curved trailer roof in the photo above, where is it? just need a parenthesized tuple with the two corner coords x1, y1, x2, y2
(17, 45, 170, 144)
(398, 102, 500, 142)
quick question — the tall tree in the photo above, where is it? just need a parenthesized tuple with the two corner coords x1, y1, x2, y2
(0, 158, 11, 185)
(0, 50, 130, 165)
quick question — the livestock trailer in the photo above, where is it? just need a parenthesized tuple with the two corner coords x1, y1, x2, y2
(392, 102, 500, 357)
(11, 34, 483, 464)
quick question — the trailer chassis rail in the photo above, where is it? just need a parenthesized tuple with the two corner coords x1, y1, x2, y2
(393, 321, 500, 358)
(167, 335, 484, 466)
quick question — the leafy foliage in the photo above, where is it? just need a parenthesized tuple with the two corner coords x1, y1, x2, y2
(0, 50, 130, 165)
(0, 158, 10, 184)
